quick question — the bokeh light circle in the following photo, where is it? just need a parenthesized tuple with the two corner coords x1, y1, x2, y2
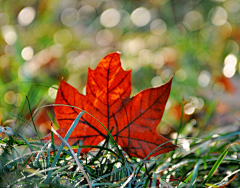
(61, 8, 78, 26)
(130, 7, 151, 27)
(21, 46, 34, 61)
(100, 8, 120, 28)
(18, 6, 36, 26)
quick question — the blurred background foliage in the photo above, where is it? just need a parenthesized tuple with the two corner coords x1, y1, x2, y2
(1, 0, 240, 139)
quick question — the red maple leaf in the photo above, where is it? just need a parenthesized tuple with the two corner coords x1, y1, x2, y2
(42, 52, 176, 159)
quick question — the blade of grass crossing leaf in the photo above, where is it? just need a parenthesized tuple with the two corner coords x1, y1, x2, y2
(77, 140, 82, 158)
(145, 139, 176, 159)
(63, 111, 85, 141)
(204, 147, 229, 184)
(95, 135, 109, 158)
(71, 145, 119, 157)
(47, 111, 58, 129)
(63, 104, 126, 159)
(51, 127, 92, 188)
(37, 104, 124, 159)
(45, 111, 85, 183)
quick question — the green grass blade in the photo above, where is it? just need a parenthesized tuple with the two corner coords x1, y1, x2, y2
(15, 132, 34, 152)
(51, 126, 92, 188)
(50, 121, 56, 157)
(77, 140, 82, 158)
(205, 183, 219, 187)
(213, 130, 240, 141)
(145, 139, 176, 159)
(189, 161, 201, 187)
(3, 151, 39, 169)
(35, 104, 126, 160)
(63, 111, 85, 142)
(33, 140, 51, 167)
(45, 111, 85, 183)
(204, 147, 229, 184)
(24, 95, 42, 143)
(46, 143, 51, 168)
(204, 140, 218, 159)
(71, 145, 120, 157)
(21, 82, 58, 90)
(7, 112, 35, 133)
(151, 173, 157, 187)
(120, 169, 135, 188)
(201, 99, 218, 129)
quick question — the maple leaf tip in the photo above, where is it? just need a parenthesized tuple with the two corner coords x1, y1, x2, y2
(107, 52, 121, 58)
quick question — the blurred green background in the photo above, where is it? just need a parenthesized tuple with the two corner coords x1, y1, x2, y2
(1, 0, 240, 138)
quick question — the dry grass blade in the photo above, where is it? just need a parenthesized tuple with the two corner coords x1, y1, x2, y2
(120, 169, 135, 188)
(219, 173, 237, 188)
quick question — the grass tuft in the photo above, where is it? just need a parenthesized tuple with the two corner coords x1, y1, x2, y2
(0, 102, 240, 187)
